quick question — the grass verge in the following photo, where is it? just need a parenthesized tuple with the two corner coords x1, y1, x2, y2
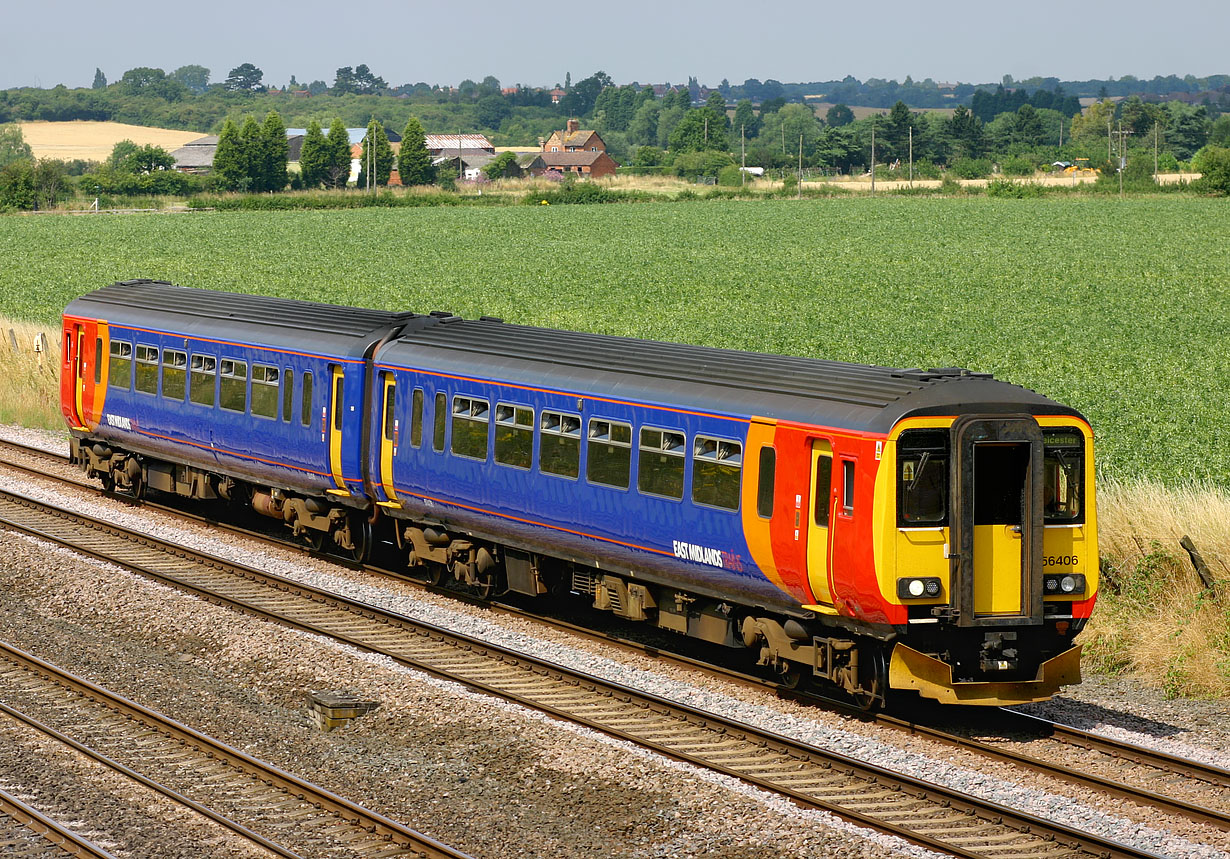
(0, 318, 63, 429)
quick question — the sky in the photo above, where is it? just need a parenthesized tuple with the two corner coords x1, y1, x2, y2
(3, 1, 1228, 92)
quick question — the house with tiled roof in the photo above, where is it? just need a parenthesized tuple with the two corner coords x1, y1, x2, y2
(541, 119, 607, 155)
(525, 149, 619, 179)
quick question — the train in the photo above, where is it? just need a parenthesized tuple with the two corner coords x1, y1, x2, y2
(62, 280, 1097, 707)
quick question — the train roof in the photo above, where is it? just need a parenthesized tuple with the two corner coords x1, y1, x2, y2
(66, 280, 418, 359)
(379, 318, 1084, 434)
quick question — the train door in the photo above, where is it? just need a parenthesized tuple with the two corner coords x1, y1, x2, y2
(378, 372, 400, 505)
(806, 439, 834, 605)
(327, 365, 348, 495)
(65, 323, 87, 428)
(952, 417, 1044, 625)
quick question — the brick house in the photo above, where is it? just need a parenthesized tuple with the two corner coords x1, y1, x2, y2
(541, 119, 607, 154)
(524, 150, 619, 179)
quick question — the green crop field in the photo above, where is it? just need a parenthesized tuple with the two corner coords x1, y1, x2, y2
(2, 197, 1227, 485)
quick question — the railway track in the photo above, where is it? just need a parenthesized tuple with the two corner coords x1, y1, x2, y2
(0, 784, 116, 859)
(0, 639, 471, 859)
(4, 437, 1228, 831)
(0, 482, 1196, 859)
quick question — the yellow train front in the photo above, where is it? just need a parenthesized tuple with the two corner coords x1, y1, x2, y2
(738, 385, 1096, 708)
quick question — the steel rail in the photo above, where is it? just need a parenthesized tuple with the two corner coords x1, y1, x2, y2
(0, 785, 117, 859)
(0, 640, 472, 859)
(0, 486, 1172, 859)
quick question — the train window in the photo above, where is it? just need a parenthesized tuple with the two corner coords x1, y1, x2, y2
(189, 355, 217, 406)
(382, 380, 396, 441)
(94, 338, 103, 385)
(1043, 430, 1084, 523)
(108, 341, 132, 390)
(135, 346, 158, 394)
(495, 404, 534, 469)
(842, 461, 855, 514)
(333, 375, 344, 431)
(161, 350, 187, 400)
(539, 410, 580, 478)
(433, 392, 446, 452)
(300, 372, 313, 427)
(897, 429, 948, 527)
(451, 396, 490, 460)
(638, 428, 685, 499)
(757, 447, 776, 518)
(220, 359, 248, 412)
(410, 388, 424, 448)
(692, 436, 742, 511)
(587, 419, 632, 489)
(251, 364, 279, 419)
(281, 369, 293, 422)
(814, 455, 832, 527)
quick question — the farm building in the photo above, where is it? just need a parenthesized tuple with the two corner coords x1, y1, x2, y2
(170, 135, 219, 174)
(423, 134, 495, 157)
(523, 150, 619, 179)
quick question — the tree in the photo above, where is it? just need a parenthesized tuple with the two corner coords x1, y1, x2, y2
(118, 67, 186, 100)
(1070, 100, 1114, 141)
(397, 116, 434, 186)
(730, 99, 759, 144)
(668, 106, 727, 152)
(92, 68, 107, 90)
(211, 118, 248, 190)
(33, 159, 69, 208)
(225, 63, 264, 92)
(560, 71, 613, 116)
(0, 124, 34, 168)
(476, 94, 510, 129)
(333, 67, 357, 94)
(298, 120, 329, 189)
(0, 160, 36, 210)
(1191, 145, 1230, 195)
(1011, 103, 1045, 146)
(705, 91, 729, 130)
(259, 110, 288, 191)
(123, 144, 175, 174)
(324, 118, 353, 188)
(107, 139, 141, 170)
(171, 65, 210, 94)
(482, 151, 519, 180)
(945, 105, 985, 159)
(356, 120, 393, 189)
(234, 116, 263, 188)
(826, 104, 854, 127)
(351, 64, 387, 94)
(1210, 115, 1230, 147)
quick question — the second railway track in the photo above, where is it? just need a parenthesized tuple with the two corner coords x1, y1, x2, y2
(0, 481, 1212, 859)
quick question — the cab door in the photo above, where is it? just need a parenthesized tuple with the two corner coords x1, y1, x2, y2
(327, 365, 349, 496)
(378, 372, 400, 505)
(806, 439, 835, 605)
(952, 416, 1044, 625)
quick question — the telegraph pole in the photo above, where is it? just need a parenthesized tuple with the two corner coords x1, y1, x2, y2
(870, 121, 876, 194)
(1154, 122, 1159, 180)
(908, 126, 913, 186)
(741, 124, 746, 186)
(798, 134, 803, 199)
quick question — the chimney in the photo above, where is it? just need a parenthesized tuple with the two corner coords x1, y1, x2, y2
(566, 118, 579, 134)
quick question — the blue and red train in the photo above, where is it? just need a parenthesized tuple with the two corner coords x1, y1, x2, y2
(62, 280, 1098, 706)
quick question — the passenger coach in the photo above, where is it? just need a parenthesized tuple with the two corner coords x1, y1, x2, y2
(64, 281, 1097, 707)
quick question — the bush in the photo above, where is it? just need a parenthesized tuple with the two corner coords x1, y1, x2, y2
(672, 150, 735, 181)
(524, 183, 651, 206)
(1000, 155, 1036, 177)
(716, 165, 743, 187)
(948, 157, 993, 179)
(0, 160, 36, 210)
(911, 158, 942, 180)
(1191, 145, 1230, 196)
(985, 177, 1044, 198)
(939, 175, 963, 195)
(780, 174, 798, 195)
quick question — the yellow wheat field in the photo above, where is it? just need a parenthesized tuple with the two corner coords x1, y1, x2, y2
(18, 121, 205, 163)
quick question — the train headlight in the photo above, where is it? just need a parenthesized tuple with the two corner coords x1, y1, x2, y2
(1043, 574, 1086, 596)
(897, 577, 943, 599)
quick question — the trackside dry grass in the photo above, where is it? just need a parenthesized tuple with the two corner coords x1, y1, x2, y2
(0, 318, 62, 429)
(1082, 481, 1230, 698)
(0, 316, 1224, 698)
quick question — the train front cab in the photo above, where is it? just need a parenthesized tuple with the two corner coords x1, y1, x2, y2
(882, 413, 1096, 705)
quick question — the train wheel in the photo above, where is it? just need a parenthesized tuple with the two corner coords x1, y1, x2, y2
(346, 515, 371, 563)
(427, 562, 448, 586)
(851, 646, 889, 712)
(99, 472, 115, 493)
(307, 529, 326, 552)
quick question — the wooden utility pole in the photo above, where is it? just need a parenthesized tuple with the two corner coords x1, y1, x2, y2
(1154, 122, 1159, 180)
(908, 126, 913, 186)
(741, 124, 746, 186)
(870, 122, 876, 194)
(797, 134, 803, 199)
